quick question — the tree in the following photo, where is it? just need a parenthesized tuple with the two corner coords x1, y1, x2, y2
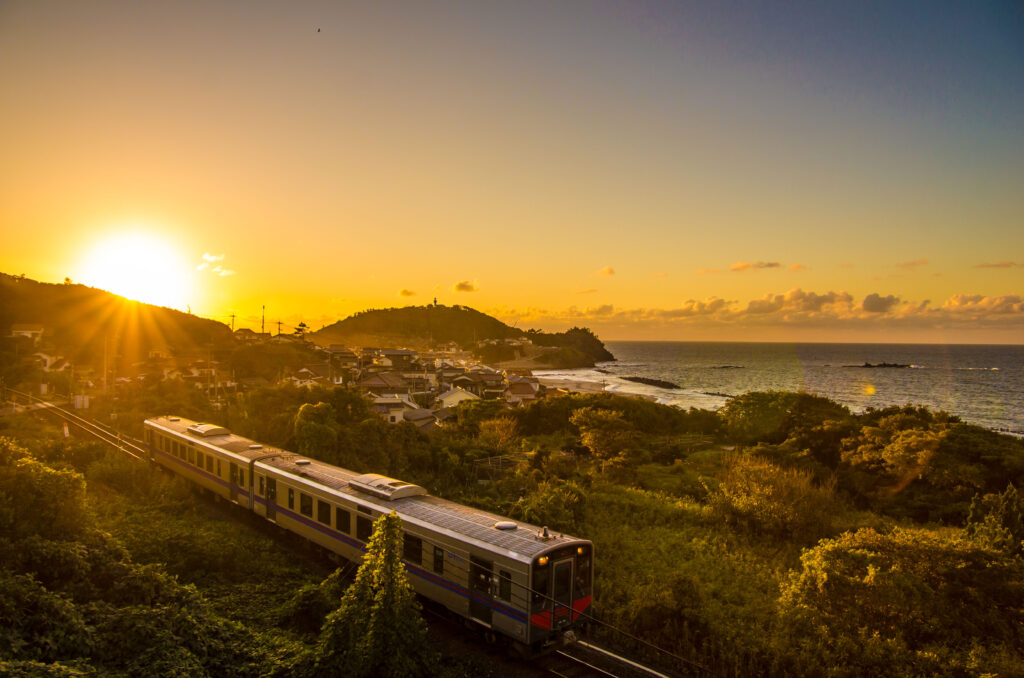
(570, 406, 640, 463)
(312, 512, 435, 678)
(777, 527, 1024, 676)
(293, 402, 339, 461)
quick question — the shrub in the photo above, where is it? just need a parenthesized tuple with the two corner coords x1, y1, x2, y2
(706, 454, 838, 542)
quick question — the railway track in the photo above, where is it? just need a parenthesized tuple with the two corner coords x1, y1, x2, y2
(541, 650, 620, 677)
(3, 388, 683, 678)
(1, 387, 148, 461)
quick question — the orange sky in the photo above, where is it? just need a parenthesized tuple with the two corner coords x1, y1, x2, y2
(1, 2, 1021, 343)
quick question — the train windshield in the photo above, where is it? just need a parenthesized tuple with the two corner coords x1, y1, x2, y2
(532, 563, 550, 611)
(575, 546, 592, 598)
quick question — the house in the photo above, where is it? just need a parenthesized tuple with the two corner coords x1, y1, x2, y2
(436, 387, 480, 409)
(377, 349, 418, 369)
(370, 394, 421, 424)
(504, 379, 539, 405)
(328, 345, 360, 368)
(403, 407, 439, 431)
(356, 371, 409, 395)
(289, 368, 325, 388)
(302, 363, 343, 386)
(10, 323, 44, 345)
(234, 328, 270, 343)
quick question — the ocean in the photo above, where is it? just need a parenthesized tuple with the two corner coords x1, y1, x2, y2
(534, 342, 1024, 434)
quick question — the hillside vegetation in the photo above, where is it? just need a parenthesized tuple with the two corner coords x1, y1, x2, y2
(0, 273, 234, 367)
(311, 304, 614, 366)
(4, 384, 1023, 677)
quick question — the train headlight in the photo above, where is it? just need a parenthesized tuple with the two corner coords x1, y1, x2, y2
(577, 547, 585, 556)
(538, 556, 549, 566)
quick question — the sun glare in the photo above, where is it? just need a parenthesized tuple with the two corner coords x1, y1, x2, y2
(76, 232, 193, 310)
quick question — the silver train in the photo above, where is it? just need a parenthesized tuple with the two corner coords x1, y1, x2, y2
(143, 416, 593, 655)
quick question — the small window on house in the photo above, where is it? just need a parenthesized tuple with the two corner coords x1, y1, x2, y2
(433, 547, 444, 575)
(288, 488, 295, 509)
(317, 500, 331, 525)
(403, 534, 422, 565)
(499, 570, 512, 602)
(356, 516, 372, 542)
(336, 507, 351, 534)
(300, 493, 313, 518)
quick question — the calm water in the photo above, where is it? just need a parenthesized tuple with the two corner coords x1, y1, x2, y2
(534, 342, 1024, 433)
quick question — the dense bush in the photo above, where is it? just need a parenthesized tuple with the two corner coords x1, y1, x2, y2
(777, 527, 1024, 677)
(705, 454, 838, 542)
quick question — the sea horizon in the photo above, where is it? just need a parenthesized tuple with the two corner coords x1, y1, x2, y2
(536, 340, 1024, 434)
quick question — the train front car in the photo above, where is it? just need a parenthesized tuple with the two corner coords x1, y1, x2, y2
(527, 539, 593, 653)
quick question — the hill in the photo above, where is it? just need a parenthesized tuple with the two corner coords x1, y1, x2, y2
(0, 273, 235, 369)
(310, 304, 614, 366)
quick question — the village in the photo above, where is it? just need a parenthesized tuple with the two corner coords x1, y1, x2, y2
(7, 322, 563, 431)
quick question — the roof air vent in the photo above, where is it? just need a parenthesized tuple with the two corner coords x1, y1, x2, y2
(349, 473, 427, 500)
(186, 423, 230, 437)
(249, 444, 263, 450)
(168, 417, 180, 422)
(295, 459, 311, 466)
(494, 521, 518, 531)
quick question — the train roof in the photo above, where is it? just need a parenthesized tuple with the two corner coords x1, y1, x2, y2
(145, 416, 588, 562)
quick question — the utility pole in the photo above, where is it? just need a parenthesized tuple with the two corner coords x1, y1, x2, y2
(103, 335, 108, 395)
(261, 306, 265, 335)
(230, 314, 235, 331)
(276, 320, 282, 336)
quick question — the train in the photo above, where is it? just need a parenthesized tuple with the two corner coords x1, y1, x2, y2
(142, 415, 593, 656)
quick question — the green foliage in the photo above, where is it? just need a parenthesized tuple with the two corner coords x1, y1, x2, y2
(294, 402, 340, 460)
(777, 527, 1024, 677)
(965, 484, 1024, 555)
(0, 439, 288, 676)
(706, 454, 838, 542)
(0, 438, 87, 541)
(719, 391, 850, 446)
(570, 406, 644, 469)
(309, 512, 436, 678)
(508, 479, 588, 532)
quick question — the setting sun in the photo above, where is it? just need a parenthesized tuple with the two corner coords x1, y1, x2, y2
(75, 232, 193, 310)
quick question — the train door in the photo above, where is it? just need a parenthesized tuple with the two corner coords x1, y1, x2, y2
(266, 477, 277, 521)
(229, 463, 238, 502)
(469, 556, 494, 626)
(551, 558, 574, 630)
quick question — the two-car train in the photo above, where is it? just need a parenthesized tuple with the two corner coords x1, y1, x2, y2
(142, 416, 593, 655)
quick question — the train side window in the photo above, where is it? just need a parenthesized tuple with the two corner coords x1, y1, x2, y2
(356, 516, 372, 542)
(288, 488, 294, 509)
(258, 475, 265, 496)
(336, 508, 350, 534)
(317, 500, 331, 525)
(197, 451, 205, 468)
(206, 455, 213, 473)
(299, 493, 313, 517)
(403, 534, 422, 565)
(499, 570, 512, 601)
(216, 459, 221, 477)
(188, 448, 195, 465)
(239, 469, 245, 486)
(433, 547, 444, 575)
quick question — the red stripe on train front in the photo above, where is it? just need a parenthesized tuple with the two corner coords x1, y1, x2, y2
(572, 595, 592, 621)
(530, 610, 552, 630)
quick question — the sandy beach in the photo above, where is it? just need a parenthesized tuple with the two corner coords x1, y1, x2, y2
(535, 376, 609, 394)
